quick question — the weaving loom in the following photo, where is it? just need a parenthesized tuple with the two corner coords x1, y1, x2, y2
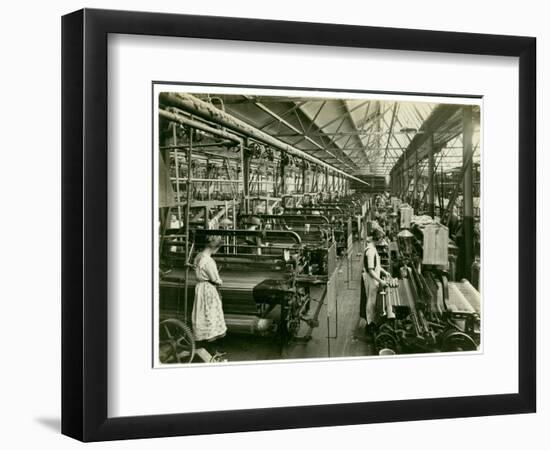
(238, 213, 337, 277)
(369, 227, 480, 354)
(160, 228, 320, 349)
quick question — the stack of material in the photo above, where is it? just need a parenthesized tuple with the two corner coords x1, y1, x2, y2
(411, 215, 435, 227)
(384, 284, 401, 319)
(399, 204, 414, 229)
(396, 278, 417, 314)
(453, 279, 481, 313)
(158, 154, 176, 208)
(422, 223, 449, 266)
(433, 279, 445, 314)
(446, 280, 480, 313)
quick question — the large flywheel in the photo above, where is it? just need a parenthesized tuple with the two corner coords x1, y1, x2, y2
(440, 329, 477, 352)
(159, 318, 196, 364)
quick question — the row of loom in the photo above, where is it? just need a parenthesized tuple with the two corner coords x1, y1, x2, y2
(367, 196, 481, 354)
(158, 94, 371, 363)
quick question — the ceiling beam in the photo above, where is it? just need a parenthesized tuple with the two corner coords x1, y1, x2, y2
(160, 93, 370, 184)
(249, 100, 358, 170)
(257, 101, 307, 130)
(383, 102, 399, 167)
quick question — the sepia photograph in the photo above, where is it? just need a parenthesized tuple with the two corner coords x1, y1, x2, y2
(155, 86, 481, 365)
(55, 5, 537, 443)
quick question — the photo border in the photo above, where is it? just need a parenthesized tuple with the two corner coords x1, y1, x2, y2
(62, 8, 536, 441)
(151, 81, 484, 369)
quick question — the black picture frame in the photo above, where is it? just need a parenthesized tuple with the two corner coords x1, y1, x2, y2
(62, 8, 536, 442)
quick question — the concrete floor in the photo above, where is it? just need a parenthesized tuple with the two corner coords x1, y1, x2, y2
(204, 242, 375, 363)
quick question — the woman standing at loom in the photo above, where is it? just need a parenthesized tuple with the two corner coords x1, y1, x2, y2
(361, 228, 394, 338)
(192, 235, 227, 346)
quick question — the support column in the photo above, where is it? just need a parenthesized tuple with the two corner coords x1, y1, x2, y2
(462, 105, 474, 280)
(398, 166, 402, 198)
(397, 167, 401, 197)
(302, 163, 307, 194)
(403, 156, 409, 202)
(312, 168, 317, 192)
(273, 160, 279, 198)
(183, 128, 194, 322)
(414, 148, 419, 210)
(280, 153, 286, 196)
(392, 169, 399, 197)
(428, 133, 435, 218)
(172, 124, 182, 222)
(242, 142, 250, 214)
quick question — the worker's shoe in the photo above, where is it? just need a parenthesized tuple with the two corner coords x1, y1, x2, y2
(210, 351, 228, 363)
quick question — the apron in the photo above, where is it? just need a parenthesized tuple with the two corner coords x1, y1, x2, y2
(192, 253, 227, 341)
(361, 245, 381, 324)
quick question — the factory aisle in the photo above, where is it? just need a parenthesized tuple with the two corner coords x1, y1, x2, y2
(210, 242, 375, 363)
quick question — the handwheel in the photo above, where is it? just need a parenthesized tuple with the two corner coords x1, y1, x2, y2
(283, 306, 301, 342)
(374, 331, 397, 352)
(285, 294, 307, 340)
(159, 318, 195, 363)
(440, 330, 477, 352)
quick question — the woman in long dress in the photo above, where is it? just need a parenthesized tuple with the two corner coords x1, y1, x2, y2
(361, 229, 392, 338)
(192, 235, 227, 342)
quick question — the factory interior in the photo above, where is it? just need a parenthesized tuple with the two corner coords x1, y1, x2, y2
(157, 91, 481, 364)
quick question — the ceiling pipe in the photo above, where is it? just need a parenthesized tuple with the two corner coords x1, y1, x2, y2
(159, 92, 369, 186)
(159, 109, 243, 145)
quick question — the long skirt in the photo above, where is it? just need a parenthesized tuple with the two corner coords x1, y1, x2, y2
(360, 271, 380, 325)
(192, 282, 227, 341)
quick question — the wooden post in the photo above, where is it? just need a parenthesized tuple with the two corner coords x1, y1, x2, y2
(183, 128, 193, 321)
(242, 141, 250, 214)
(414, 148, 419, 209)
(280, 154, 286, 196)
(428, 133, 435, 218)
(462, 106, 474, 280)
(403, 156, 409, 202)
(172, 124, 182, 223)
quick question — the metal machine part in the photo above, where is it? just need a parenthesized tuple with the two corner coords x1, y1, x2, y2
(238, 213, 337, 277)
(366, 209, 481, 355)
(223, 314, 274, 335)
(160, 228, 319, 354)
(158, 317, 196, 364)
(370, 264, 480, 354)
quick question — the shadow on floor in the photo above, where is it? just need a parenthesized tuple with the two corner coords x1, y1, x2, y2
(35, 417, 61, 433)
